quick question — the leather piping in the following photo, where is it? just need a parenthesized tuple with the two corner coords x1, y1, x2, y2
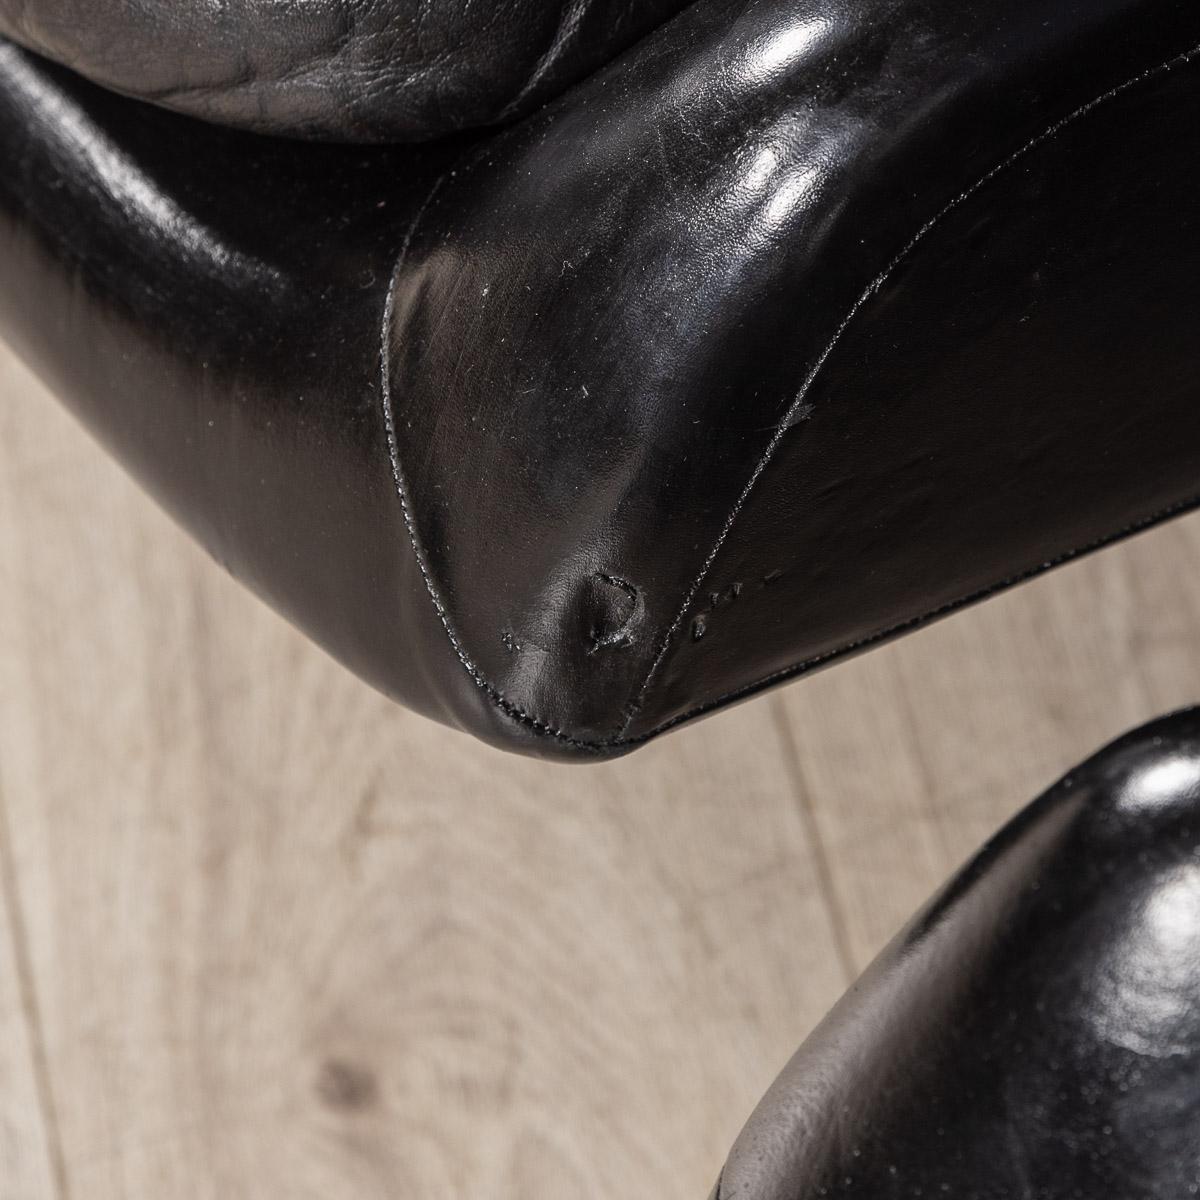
(378, 39, 1200, 754)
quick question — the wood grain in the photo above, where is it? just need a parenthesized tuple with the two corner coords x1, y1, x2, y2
(4, 332, 1200, 1198)
(0, 803, 59, 1200)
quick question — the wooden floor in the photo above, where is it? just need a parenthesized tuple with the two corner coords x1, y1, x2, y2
(3, 337, 1200, 1200)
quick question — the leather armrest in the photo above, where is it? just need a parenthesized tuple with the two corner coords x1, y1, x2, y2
(4, 0, 1200, 758)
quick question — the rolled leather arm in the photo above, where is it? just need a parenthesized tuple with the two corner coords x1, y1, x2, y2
(3, 0, 1200, 758)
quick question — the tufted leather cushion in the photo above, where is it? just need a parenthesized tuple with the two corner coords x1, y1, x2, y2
(4, 0, 1200, 757)
(0, 0, 691, 141)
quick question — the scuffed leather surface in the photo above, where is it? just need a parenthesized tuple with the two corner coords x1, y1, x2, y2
(4, 0, 1200, 757)
(0, 0, 691, 141)
(384, 0, 1200, 750)
(715, 707, 1200, 1198)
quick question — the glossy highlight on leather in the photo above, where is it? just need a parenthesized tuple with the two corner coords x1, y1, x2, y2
(714, 708, 1200, 1198)
(3, 0, 1200, 757)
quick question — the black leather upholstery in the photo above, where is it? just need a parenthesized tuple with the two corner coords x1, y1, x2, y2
(0, 0, 690, 142)
(4, 0, 1200, 757)
(715, 708, 1200, 1198)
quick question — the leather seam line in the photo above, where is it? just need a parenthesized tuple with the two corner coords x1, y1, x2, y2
(379, 172, 604, 751)
(381, 38, 1200, 754)
(615, 35, 1200, 739)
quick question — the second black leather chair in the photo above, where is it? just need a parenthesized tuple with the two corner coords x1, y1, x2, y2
(714, 709, 1200, 1199)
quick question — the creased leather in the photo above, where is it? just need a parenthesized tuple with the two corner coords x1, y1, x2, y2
(3, 0, 1200, 758)
(716, 708, 1200, 1198)
(0, 0, 692, 141)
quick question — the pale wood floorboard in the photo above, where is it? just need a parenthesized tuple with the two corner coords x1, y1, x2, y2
(0, 364, 68, 1200)
(3, 337, 1200, 1197)
(0, 798, 59, 1200)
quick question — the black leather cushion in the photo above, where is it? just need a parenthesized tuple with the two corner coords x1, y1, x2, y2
(0, 0, 690, 141)
(4, 0, 1200, 758)
(715, 708, 1200, 1198)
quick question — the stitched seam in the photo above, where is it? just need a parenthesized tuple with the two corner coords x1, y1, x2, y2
(616, 37, 1200, 737)
(380, 39, 1200, 753)
(379, 174, 602, 751)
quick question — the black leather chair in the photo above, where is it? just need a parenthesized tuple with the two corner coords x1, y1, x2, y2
(4, 2, 1200, 1196)
(5, 0, 1200, 759)
(714, 709, 1200, 1199)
